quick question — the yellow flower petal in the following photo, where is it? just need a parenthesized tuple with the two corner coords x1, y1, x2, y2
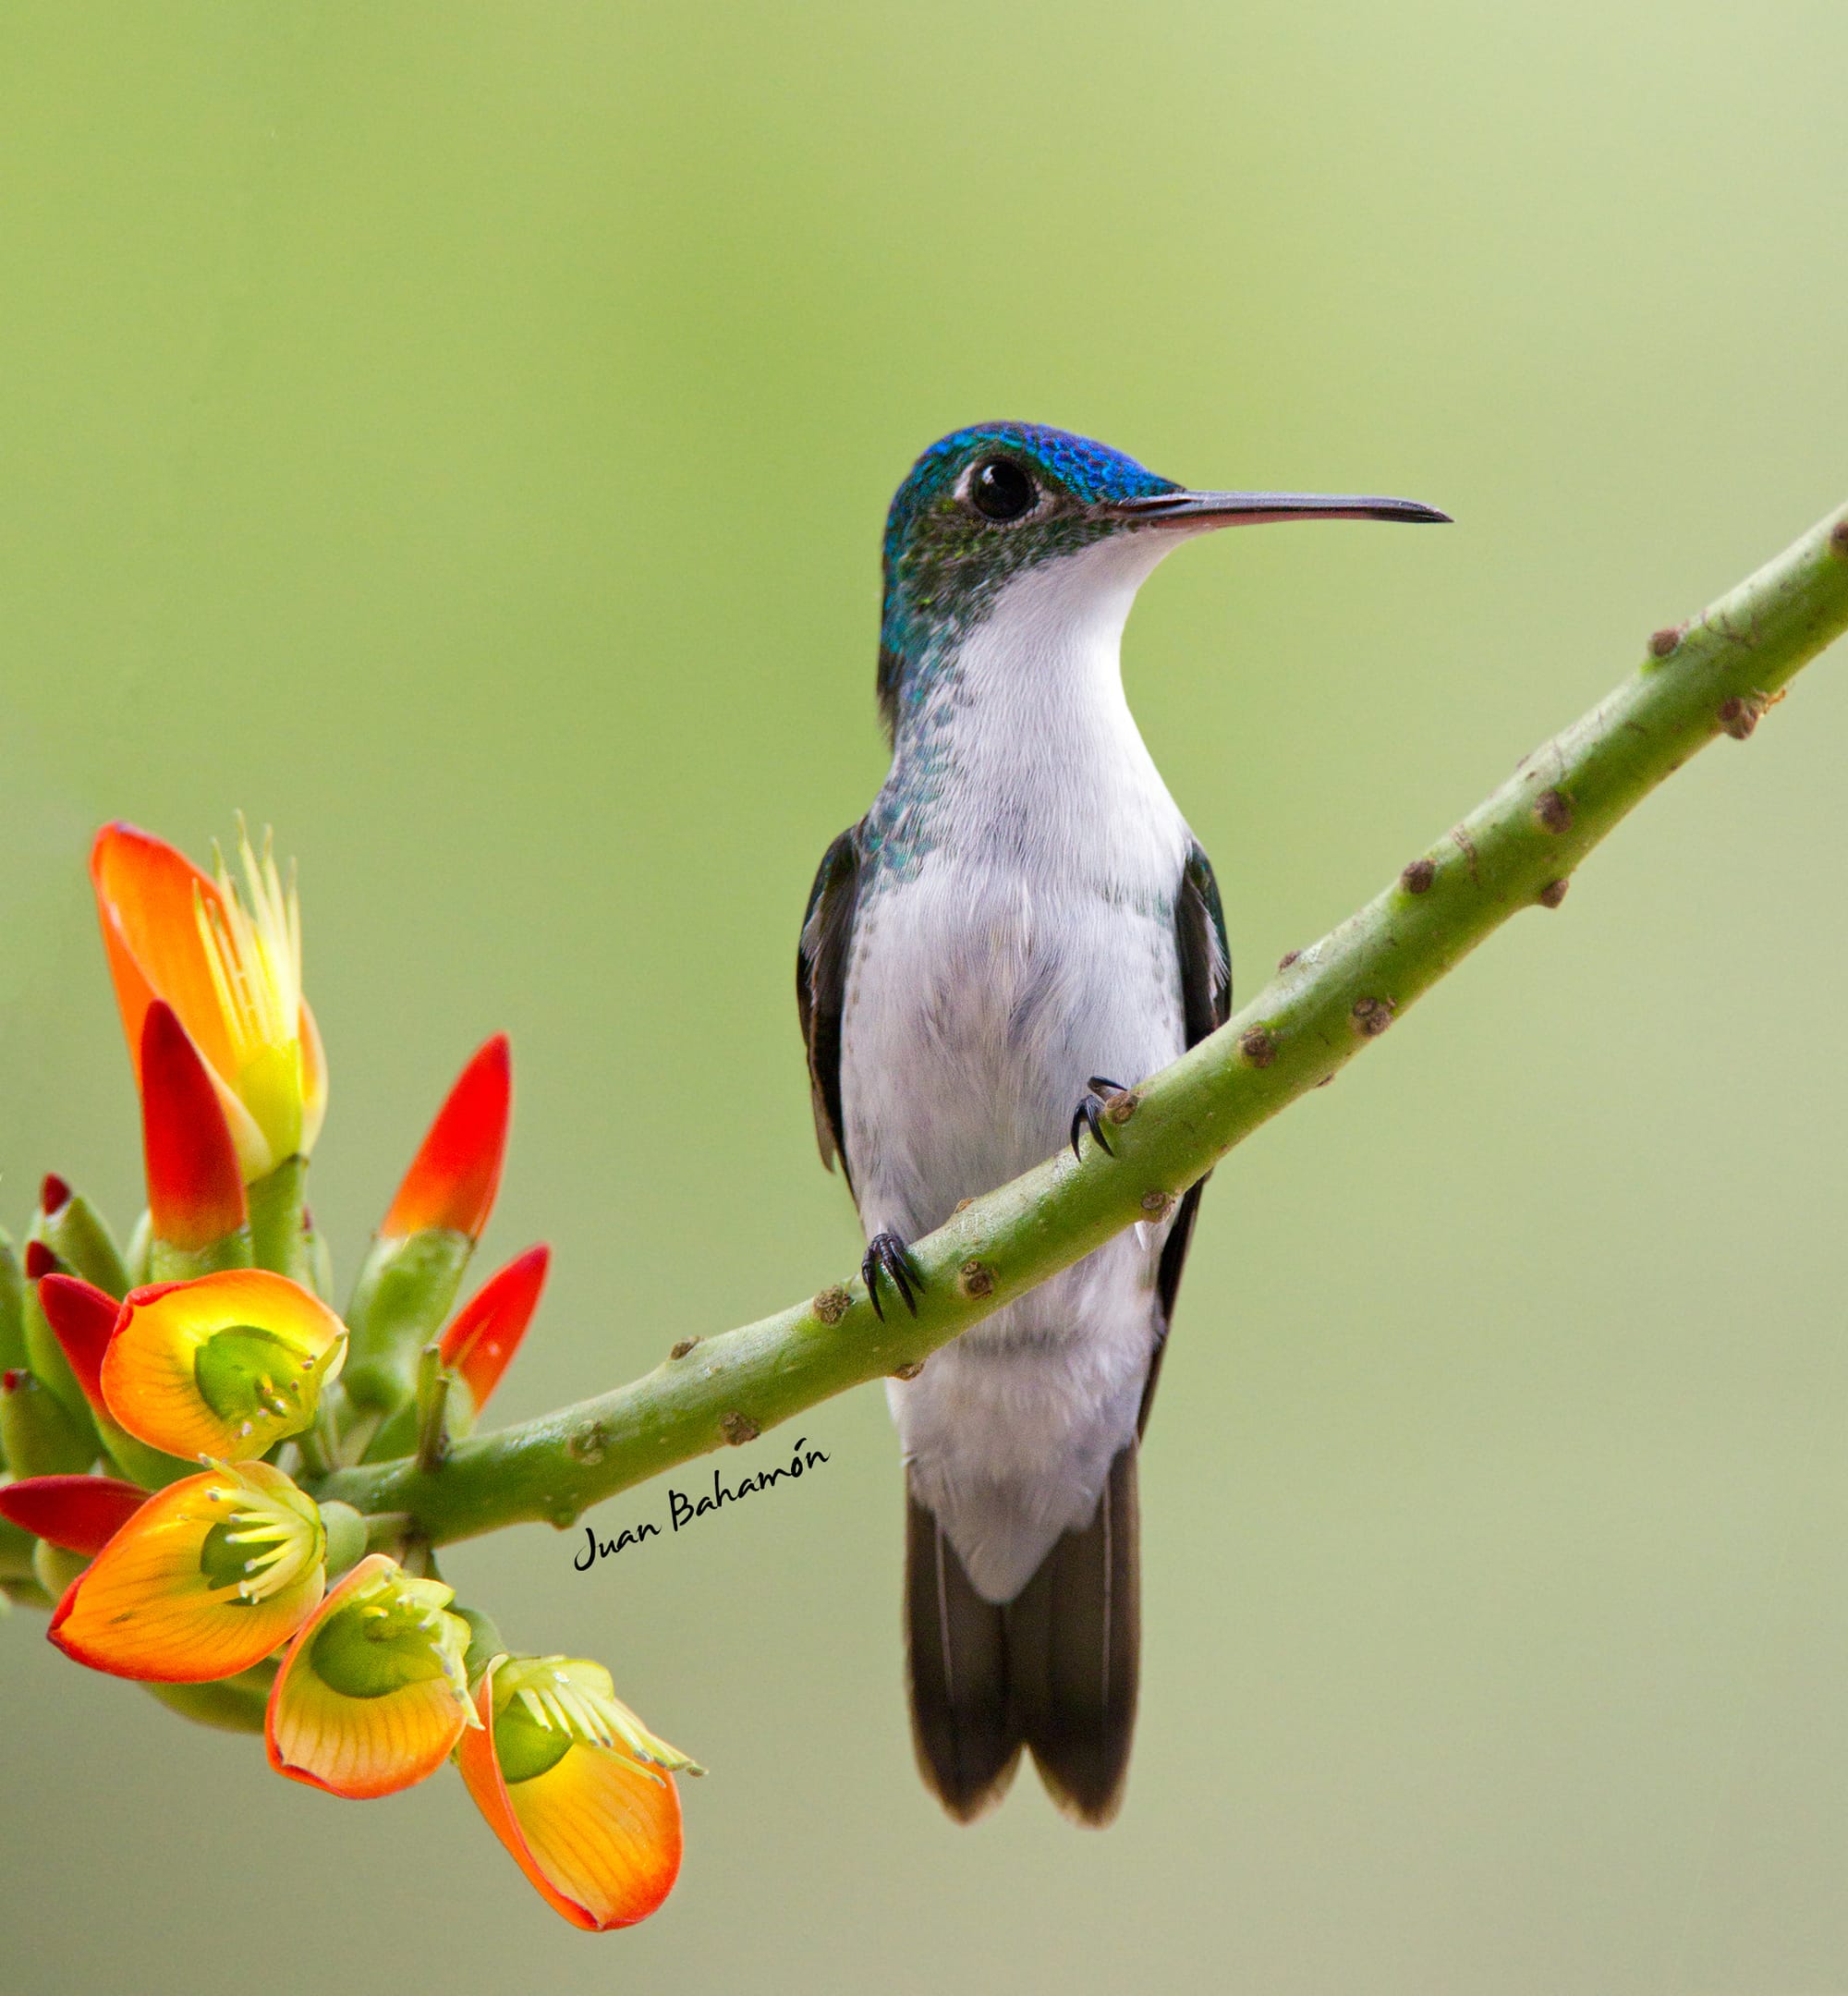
(101, 1269, 346, 1461)
(504, 1741, 684, 1929)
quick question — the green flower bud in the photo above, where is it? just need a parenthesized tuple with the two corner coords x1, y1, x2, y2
(317, 1501, 367, 1579)
(39, 1188, 130, 1299)
(0, 1229, 26, 1376)
(19, 1270, 99, 1443)
(342, 1228, 473, 1418)
(0, 1370, 94, 1478)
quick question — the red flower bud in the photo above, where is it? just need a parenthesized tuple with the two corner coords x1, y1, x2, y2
(36, 1274, 120, 1413)
(383, 1036, 511, 1241)
(140, 1002, 249, 1251)
(441, 1246, 549, 1412)
(0, 1473, 145, 1555)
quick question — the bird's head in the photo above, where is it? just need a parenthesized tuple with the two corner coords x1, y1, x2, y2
(877, 420, 1447, 736)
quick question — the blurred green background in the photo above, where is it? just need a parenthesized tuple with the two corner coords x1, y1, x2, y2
(3, 4, 1845, 1990)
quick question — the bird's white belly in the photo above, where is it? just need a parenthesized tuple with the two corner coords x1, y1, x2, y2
(840, 851, 1187, 1599)
(842, 857, 1183, 1234)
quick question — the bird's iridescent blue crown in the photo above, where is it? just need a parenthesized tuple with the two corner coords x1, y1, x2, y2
(882, 422, 1177, 570)
(877, 423, 1180, 733)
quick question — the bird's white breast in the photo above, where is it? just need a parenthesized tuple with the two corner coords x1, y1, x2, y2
(840, 540, 1199, 1599)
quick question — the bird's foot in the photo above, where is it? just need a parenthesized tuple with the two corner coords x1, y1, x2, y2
(1069, 1076, 1129, 1162)
(862, 1231, 922, 1321)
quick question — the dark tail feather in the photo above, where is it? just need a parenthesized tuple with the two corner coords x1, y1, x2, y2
(905, 1484, 1021, 1820)
(1005, 1445, 1139, 1825)
(905, 1446, 1140, 1828)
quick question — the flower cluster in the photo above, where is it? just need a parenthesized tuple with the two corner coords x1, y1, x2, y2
(0, 823, 696, 1931)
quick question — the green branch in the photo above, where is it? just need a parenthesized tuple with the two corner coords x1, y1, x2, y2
(317, 502, 1848, 1547)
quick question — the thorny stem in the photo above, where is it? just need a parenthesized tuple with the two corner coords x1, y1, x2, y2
(315, 503, 1848, 1548)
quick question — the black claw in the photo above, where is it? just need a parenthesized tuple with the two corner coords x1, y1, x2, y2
(1087, 1097, 1114, 1157)
(862, 1231, 922, 1320)
(1070, 1077, 1125, 1161)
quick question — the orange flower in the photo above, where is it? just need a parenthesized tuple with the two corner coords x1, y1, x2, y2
(49, 1461, 325, 1682)
(266, 1554, 476, 1798)
(91, 821, 327, 1182)
(101, 1270, 346, 1462)
(441, 1246, 550, 1420)
(382, 1036, 510, 1240)
(456, 1655, 696, 1930)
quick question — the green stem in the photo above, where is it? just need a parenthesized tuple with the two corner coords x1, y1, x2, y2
(248, 1156, 311, 1282)
(413, 1345, 451, 1474)
(316, 502, 1848, 1548)
(293, 1404, 334, 1479)
(363, 1509, 415, 1551)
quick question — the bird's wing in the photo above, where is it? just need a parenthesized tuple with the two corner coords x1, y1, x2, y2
(796, 824, 863, 1194)
(1140, 839, 1231, 1434)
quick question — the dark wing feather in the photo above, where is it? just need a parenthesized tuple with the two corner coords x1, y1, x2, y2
(796, 826, 863, 1194)
(1140, 840, 1231, 1434)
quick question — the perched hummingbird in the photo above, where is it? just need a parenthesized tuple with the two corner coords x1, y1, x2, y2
(797, 423, 1446, 1824)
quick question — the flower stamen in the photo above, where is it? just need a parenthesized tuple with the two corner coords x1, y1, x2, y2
(204, 1463, 324, 1605)
(501, 1659, 701, 1773)
(191, 820, 308, 1162)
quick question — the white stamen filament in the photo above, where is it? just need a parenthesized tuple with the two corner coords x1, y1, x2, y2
(192, 818, 304, 1065)
(515, 1672, 619, 1748)
(501, 1659, 695, 1769)
(214, 1485, 320, 1604)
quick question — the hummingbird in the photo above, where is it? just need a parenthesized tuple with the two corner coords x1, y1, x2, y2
(796, 423, 1447, 1824)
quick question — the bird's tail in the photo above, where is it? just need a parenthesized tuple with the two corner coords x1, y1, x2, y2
(904, 1445, 1139, 1826)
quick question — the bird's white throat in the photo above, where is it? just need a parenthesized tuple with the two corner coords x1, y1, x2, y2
(897, 531, 1192, 885)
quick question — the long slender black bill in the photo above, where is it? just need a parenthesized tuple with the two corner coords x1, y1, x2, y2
(1112, 490, 1451, 529)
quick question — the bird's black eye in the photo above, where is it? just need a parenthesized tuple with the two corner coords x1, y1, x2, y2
(967, 456, 1038, 522)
